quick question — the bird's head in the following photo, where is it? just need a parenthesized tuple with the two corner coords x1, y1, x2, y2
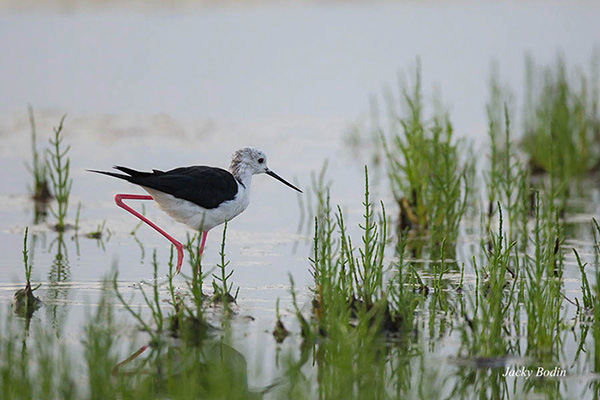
(232, 147, 269, 175)
(231, 147, 302, 192)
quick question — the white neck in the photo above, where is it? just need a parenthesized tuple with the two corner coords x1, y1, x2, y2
(230, 162, 253, 188)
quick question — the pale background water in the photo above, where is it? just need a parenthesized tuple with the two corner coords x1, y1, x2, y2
(1, 0, 600, 394)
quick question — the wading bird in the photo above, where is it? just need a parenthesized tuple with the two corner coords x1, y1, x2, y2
(90, 147, 302, 274)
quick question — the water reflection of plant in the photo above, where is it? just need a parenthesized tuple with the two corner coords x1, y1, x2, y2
(46, 232, 70, 329)
(1, 265, 259, 399)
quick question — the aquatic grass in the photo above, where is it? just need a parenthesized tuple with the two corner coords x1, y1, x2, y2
(73, 202, 81, 232)
(590, 218, 600, 398)
(485, 78, 530, 246)
(9, 56, 600, 399)
(522, 55, 600, 183)
(113, 253, 165, 344)
(285, 284, 391, 399)
(13, 227, 41, 319)
(378, 63, 470, 257)
(211, 221, 239, 305)
(82, 280, 120, 400)
(523, 193, 566, 361)
(1, 264, 248, 400)
(0, 305, 76, 400)
(307, 165, 426, 343)
(85, 220, 110, 241)
(389, 229, 422, 337)
(288, 274, 312, 343)
(22, 227, 33, 283)
(130, 203, 147, 235)
(575, 219, 600, 389)
(459, 205, 519, 359)
(310, 167, 394, 326)
(574, 248, 594, 313)
(280, 165, 424, 399)
(46, 115, 72, 232)
(273, 298, 289, 343)
(295, 160, 331, 237)
(184, 231, 208, 315)
(337, 167, 387, 306)
(109, 256, 251, 399)
(25, 105, 52, 204)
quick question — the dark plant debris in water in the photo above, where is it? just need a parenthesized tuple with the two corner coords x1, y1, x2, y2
(272, 319, 289, 344)
(12, 281, 42, 319)
(273, 299, 289, 344)
(13, 227, 42, 319)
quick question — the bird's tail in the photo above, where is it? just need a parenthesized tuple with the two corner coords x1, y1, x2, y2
(86, 166, 151, 182)
(113, 166, 154, 178)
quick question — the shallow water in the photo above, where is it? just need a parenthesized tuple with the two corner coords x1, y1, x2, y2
(2, 1, 600, 397)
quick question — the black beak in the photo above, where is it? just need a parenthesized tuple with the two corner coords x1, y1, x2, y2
(265, 169, 303, 193)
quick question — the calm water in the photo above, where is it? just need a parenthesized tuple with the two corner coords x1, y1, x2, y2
(1, 1, 600, 395)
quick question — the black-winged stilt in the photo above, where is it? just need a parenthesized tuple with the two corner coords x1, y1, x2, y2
(90, 147, 302, 274)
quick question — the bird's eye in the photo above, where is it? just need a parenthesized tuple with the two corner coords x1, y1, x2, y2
(258, 158, 264, 164)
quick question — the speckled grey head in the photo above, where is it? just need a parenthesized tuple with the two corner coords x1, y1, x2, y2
(229, 147, 302, 193)
(230, 147, 268, 176)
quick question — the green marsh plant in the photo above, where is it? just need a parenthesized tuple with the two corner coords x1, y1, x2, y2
(25, 105, 52, 203)
(309, 166, 421, 337)
(272, 298, 290, 344)
(486, 73, 530, 246)
(522, 55, 600, 183)
(460, 205, 519, 359)
(524, 193, 566, 361)
(13, 227, 41, 319)
(0, 307, 75, 400)
(1, 260, 249, 400)
(185, 230, 207, 313)
(336, 167, 386, 307)
(46, 115, 72, 231)
(130, 203, 147, 235)
(113, 253, 165, 345)
(211, 221, 239, 306)
(281, 167, 425, 399)
(590, 218, 600, 398)
(378, 63, 470, 257)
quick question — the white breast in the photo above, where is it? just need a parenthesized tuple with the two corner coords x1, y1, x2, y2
(144, 182, 250, 232)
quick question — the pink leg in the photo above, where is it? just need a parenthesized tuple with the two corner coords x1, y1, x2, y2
(112, 344, 149, 376)
(199, 231, 208, 256)
(114, 194, 185, 274)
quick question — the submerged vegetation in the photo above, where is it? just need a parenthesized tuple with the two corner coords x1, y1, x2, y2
(4, 56, 600, 398)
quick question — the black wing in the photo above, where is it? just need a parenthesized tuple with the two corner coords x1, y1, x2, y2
(89, 165, 239, 209)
